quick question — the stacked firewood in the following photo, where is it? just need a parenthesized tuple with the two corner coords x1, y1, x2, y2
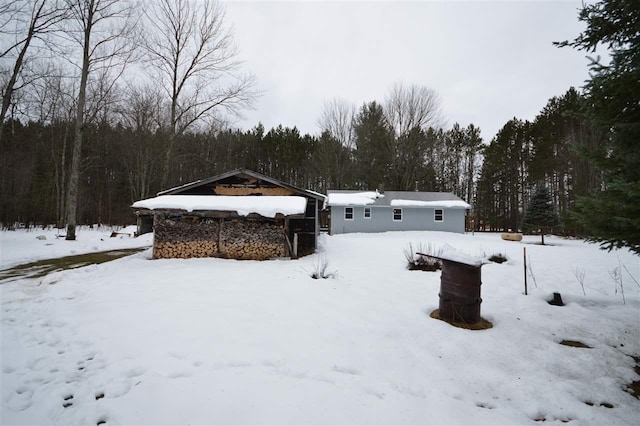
(153, 218, 220, 259)
(154, 241, 218, 258)
(221, 242, 285, 260)
(220, 220, 285, 260)
(152, 216, 286, 260)
(154, 218, 219, 242)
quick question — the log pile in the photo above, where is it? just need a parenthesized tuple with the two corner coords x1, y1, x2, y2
(154, 217, 219, 242)
(152, 215, 286, 260)
(220, 219, 285, 260)
(221, 242, 285, 260)
(154, 241, 218, 258)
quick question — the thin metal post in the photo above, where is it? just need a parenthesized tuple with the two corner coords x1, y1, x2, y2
(523, 247, 528, 295)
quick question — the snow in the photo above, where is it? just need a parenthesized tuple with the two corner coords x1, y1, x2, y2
(2, 230, 640, 425)
(434, 243, 486, 266)
(327, 191, 384, 206)
(0, 226, 152, 270)
(113, 225, 137, 236)
(390, 199, 471, 209)
(131, 195, 307, 217)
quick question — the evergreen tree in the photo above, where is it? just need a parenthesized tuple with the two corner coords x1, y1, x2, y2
(556, 0, 640, 255)
(353, 101, 393, 190)
(522, 185, 561, 245)
(475, 118, 530, 231)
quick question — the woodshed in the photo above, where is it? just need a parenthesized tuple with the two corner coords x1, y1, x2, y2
(132, 169, 325, 260)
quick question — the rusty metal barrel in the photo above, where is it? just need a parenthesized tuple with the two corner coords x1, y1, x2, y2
(439, 259, 482, 323)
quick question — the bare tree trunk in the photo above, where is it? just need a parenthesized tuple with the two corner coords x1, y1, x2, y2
(65, 6, 92, 240)
(62, 0, 136, 238)
(53, 125, 68, 228)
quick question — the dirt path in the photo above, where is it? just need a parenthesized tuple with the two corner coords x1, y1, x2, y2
(0, 247, 149, 283)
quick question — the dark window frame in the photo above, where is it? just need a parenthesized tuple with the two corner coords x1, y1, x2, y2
(345, 207, 354, 220)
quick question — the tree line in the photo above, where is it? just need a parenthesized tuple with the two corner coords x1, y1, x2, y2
(475, 87, 604, 233)
(0, 81, 605, 236)
(0, 82, 483, 227)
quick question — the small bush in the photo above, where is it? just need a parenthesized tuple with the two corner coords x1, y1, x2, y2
(404, 243, 442, 271)
(311, 256, 337, 279)
(488, 253, 508, 264)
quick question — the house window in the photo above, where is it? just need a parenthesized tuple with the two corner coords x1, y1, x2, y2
(364, 207, 371, 219)
(345, 207, 354, 220)
(434, 209, 444, 222)
(393, 208, 402, 221)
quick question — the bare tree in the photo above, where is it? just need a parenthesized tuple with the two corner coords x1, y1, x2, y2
(142, 0, 256, 187)
(24, 66, 76, 227)
(118, 82, 165, 201)
(62, 0, 137, 240)
(382, 83, 443, 190)
(0, 0, 68, 142)
(384, 82, 443, 137)
(318, 98, 356, 149)
(317, 98, 356, 189)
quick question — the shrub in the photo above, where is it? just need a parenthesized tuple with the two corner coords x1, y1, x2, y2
(404, 243, 442, 271)
(311, 256, 337, 279)
(488, 253, 508, 264)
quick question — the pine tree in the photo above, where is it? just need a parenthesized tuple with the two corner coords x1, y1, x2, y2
(556, 0, 640, 255)
(353, 101, 393, 189)
(522, 185, 561, 245)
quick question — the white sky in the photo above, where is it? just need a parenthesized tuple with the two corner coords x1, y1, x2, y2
(224, 0, 591, 142)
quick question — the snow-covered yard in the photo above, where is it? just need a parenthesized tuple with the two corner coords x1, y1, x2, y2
(1, 229, 639, 425)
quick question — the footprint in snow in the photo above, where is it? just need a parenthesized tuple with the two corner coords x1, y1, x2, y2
(63, 394, 73, 408)
(476, 402, 495, 409)
(123, 366, 146, 378)
(7, 386, 33, 411)
(332, 365, 360, 376)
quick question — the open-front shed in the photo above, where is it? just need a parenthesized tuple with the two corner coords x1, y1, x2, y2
(132, 169, 325, 260)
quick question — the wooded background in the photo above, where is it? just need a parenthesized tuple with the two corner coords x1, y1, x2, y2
(0, 0, 616, 238)
(0, 85, 603, 233)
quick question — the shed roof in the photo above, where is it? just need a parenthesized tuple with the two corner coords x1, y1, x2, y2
(326, 190, 471, 209)
(132, 195, 307, 218)
(158, 168, 326, 201)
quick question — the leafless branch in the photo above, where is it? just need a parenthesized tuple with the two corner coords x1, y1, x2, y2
(0, 0, 70, 142)
(384, 82, 443, 137)
(141, 0, 257, 186)
(317, 98, 356, 150)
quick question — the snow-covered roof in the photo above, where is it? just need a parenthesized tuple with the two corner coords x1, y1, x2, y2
(132, 195, 307, 218)
(326, 191, 384, 206)
(390, 199, 471, 209)
(327, 190, 470, 208)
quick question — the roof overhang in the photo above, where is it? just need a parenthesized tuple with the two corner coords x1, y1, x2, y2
(132, 195, 308, 218)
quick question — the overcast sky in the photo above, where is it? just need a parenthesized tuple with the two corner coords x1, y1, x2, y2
(223, 0, 592, 142)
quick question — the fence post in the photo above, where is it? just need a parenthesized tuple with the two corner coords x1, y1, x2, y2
(523, 247, 528, 295)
